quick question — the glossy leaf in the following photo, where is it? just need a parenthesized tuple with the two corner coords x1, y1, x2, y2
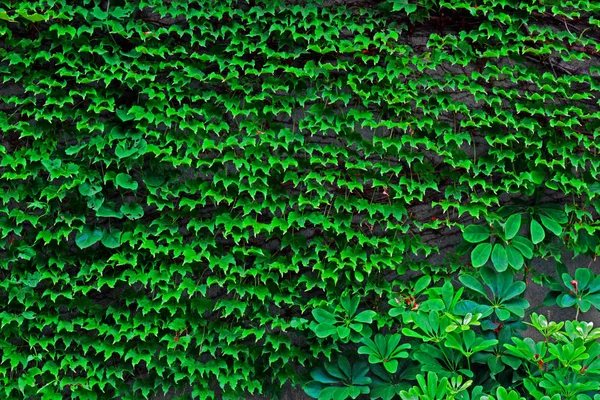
(471, 243, 492, 268)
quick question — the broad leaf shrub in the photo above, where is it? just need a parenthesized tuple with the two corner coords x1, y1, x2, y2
(1, 0, 600, 398)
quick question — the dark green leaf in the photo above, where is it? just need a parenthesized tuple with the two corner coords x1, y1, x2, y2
(511, 236, 534, 259)
(506, 244, 524, 269)
(539, 214, 562, 236)
(471, 243, 492, 267)
(315, 323, 337, 338)
(115, 173, 138, 190)
(75, 227, 103, 249)
(463, 225, 490, 243)
(120, 202, 144, 219)
(311, 368, 338, 384)
(101, 229, 122, 249)
(504, 214, 521, 240)
(491, 244, 508, 272)
(530, 219, 545, 244)
(459, 275, 487, 297)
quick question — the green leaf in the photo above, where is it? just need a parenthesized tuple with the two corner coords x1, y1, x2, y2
(79, 182, 102, 196)
(75, 227, 103, 249)
(315, 323, 337, 338)
(18, 12, 48, 22)
(337, 325, 351, 339)
(491, 244, 508, 272)
(0, 12, 16, 22)
(530, 219, 545, 244)
(313, 308, 337, 324)
(392, 0, 417, 13)
(143, 172, 165, 187)
(115, 173, 138, 190)
(414, 275, 431, 294)
(557, 293, 577, 308)
(96, 203, 124, 219)
(511, 236, 534, 259)
(471, 243, 492, 267)
(459, 275, 487, 297)
(101, 229, 122, 249)
(384, 359, 399, 373)
(91, 7, 108, 20)
(354, 310, 376, 323)
(22, 272, 41, 288)
(496, 308, 511, 321)
(463, 225, 490, 243)
(116, 108, 135, 121)
(505, 244, 524, 269)
(311, 368, 338, 384)
(504, 214, 521, 240)
(120, 202, 144, 219)
(539, 214, 562, 236)
(115, 143, 139, 159)
(304, 381, 323, 398)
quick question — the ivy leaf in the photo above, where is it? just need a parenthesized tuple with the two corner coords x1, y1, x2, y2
(0, 12, 16, 22)
(22, 272, 41, 288)
(115, 143, 139, 159)
(101, 229, 122, 249)
(91, 7, 108, 20)
(115, 173, 138, 190)
(120, 202, 144, 219)
(18, 12, 49, 22)
(471, 243, 492, 268)
(96, 203, 124, 219)
(504, 214, 521, 240)
(530, 219, 545, 244)
(116, 108, 135, 121)
(392, 0, 418, 13)
(463, 225, 490, 243)
(491, 244, 508, 272)
(143, 172, 165, 187)
(78, 182, 102, 197)
(75, 227, 103, 249)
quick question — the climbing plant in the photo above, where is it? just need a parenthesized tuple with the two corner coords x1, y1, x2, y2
(0, 0, 599, 398)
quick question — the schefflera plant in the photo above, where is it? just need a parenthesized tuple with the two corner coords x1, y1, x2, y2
(544, 263, 600, 319)
(462, 203, 567, 272)
(505, 314, 600, 399)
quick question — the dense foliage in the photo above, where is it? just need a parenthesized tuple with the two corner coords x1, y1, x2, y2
(1, 0, 600, 398)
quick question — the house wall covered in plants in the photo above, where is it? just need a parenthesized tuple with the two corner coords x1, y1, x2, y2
(1, 0, 600, 399)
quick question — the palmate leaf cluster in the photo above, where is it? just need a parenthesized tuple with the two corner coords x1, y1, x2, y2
(0, 0, 600, 398)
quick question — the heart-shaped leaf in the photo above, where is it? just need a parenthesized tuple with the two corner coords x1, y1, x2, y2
(120, 202, 144, 219)
(101, 229, 122, 249)
(75, 227, 103, 249)
(78, 182, 102, 196)
(115, 173, 138, 190)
